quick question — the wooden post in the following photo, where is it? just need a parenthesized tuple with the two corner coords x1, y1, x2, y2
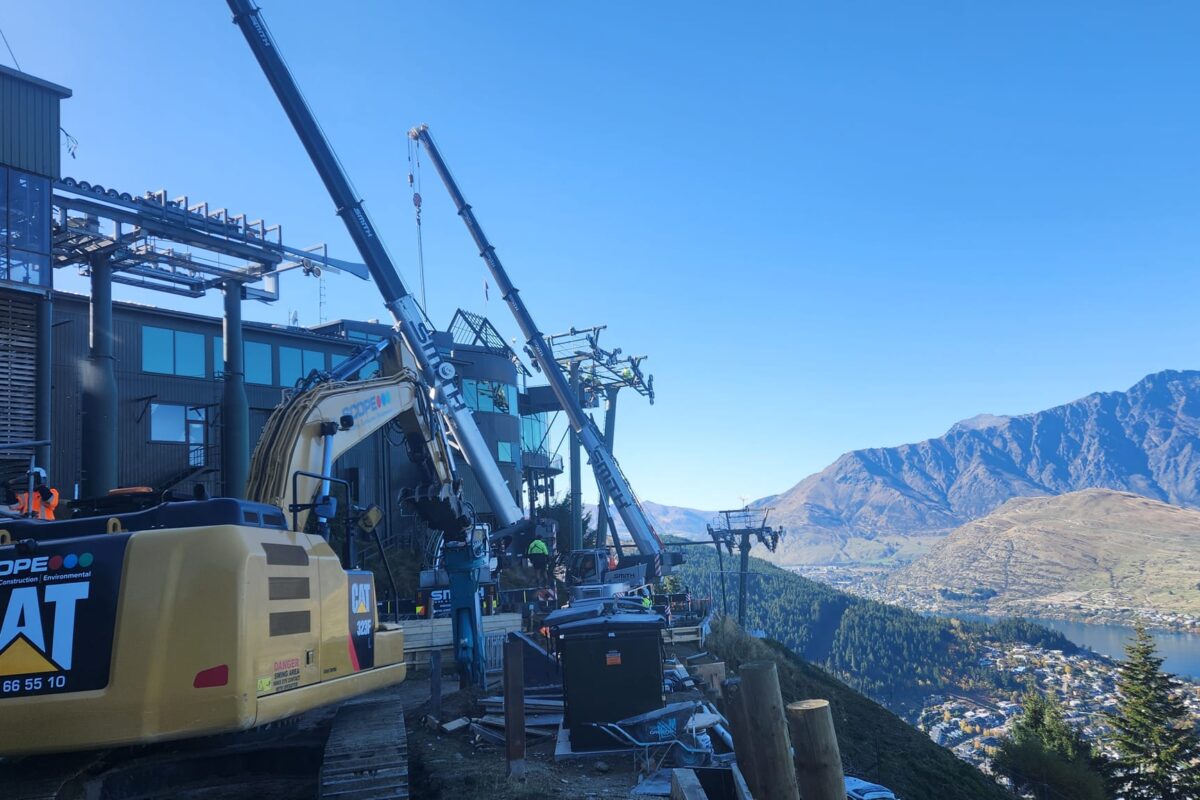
(721, 677, 763, 798)
(503, 635, 525, 780)
(429, 650, 442, 721)
(740, 661, 800, 800)
(786, 700, 845, 800)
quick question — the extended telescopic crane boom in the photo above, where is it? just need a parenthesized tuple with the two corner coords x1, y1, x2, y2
(410, 125, 679, 573)
(227, 0, 523, 534)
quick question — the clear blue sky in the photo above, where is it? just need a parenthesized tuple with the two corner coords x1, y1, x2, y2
(5, 2, 1199, 509)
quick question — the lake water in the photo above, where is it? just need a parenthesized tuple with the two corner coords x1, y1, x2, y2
(950, 613, 1200, 681)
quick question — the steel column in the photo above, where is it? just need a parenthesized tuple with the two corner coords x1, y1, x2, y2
(568, 361, 582, 554)
(34, 295, 52, 477)
(81, 255, 118, 497)
(738, 531, 751, 627)
(595, 386, 619, 552)
(220, 281, 249, 497)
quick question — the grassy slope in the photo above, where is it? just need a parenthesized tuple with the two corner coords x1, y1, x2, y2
(707, 617, 1013, 800)
(890, 489, 1200, 617)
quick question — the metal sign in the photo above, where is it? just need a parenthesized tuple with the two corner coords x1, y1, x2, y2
(0, 534, 130, 698)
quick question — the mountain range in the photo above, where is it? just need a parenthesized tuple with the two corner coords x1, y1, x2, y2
(640, 369, 1200, 564)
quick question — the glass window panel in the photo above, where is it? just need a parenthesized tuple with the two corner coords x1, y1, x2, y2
(245, 341, 273, 385)
(8, 172, 50, 254)
(303, 349, 326, 375)
(479, 382, 496, 413)
(174, 331, 206, 377)
(463, 379, 479, 411)
(506, 385, 518, 416)
(150, 403, 186, 442)
(279, 346, 302, 386)
(1, 250, 50, 287)
(0, 166, 8, 243)
(521, 413, 547, 453)
(497, 441, 514, 463)
(142, 326, 175, 374)
(186, 406, 206, 423)
(213, 336, 224, 377)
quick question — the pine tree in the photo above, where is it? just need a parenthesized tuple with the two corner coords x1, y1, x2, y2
(995, 688, 1109, 800)
(1105, 625, 1200, 799)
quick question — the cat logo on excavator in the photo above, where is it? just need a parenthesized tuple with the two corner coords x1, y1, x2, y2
(0, 536, 128, 697)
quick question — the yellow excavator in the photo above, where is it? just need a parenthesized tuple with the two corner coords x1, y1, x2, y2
(0, 342, 462, 756)
(0, 0, 518, 765)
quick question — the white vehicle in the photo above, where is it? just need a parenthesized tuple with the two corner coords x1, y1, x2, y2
(845, 775, 898, 800)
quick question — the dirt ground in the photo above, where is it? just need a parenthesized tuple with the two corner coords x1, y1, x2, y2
(405, 680, 647, 800)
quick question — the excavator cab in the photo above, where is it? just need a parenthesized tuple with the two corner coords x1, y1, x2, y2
(565, 548, 655, 601)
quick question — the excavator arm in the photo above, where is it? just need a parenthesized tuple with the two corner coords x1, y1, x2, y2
(245, 361, 463, 536)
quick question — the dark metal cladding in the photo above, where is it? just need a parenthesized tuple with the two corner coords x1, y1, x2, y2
(0, 65, 72, 181)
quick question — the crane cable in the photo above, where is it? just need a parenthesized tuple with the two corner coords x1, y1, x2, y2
(407, 136, 427, 309)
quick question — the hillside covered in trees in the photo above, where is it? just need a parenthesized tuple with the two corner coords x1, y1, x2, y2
(672, 544, 1074, 715)
(706, 617, 1014, 800)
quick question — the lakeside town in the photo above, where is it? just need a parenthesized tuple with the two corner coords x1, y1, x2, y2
(793, 565, 1200, 634)
(915, 640, 1200, 775)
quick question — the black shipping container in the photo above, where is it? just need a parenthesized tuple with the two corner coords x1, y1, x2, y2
(556, 613, 664, 750)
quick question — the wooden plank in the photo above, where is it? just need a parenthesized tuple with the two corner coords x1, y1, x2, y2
(670, 769, 708, 800)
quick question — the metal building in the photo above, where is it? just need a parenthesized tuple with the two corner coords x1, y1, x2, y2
(0, 65, 71, 480)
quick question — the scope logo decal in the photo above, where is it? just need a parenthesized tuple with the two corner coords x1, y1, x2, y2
(340, 391, 393, 426)
(0, 535, 130, 698)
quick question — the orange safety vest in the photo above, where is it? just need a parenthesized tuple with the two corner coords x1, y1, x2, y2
(16, 487, 59, 520)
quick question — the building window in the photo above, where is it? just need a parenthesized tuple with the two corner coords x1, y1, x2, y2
(463, 379, 518, 416)
(497, 441, 515, 463)
(521, 413, 549, 454)
(8, 171, 50, 255)
(1, 250, 51, 287)
(142, 326, 205, 378)
(212, 337, 274, 385)
(280, 346, 327, 386)
(150, 403, 207, 466)
(347, 329, 383, 344)
(246, 341, 273, 384)
(0, 168, 53, 288)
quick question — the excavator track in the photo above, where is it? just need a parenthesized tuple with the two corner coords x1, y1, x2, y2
(319, 692, 409, 799)
(0, 692, 410, 800)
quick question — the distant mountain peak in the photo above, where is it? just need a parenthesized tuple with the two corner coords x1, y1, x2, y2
(650, 369, 1200, 565)
(947, 413, 1011, 434)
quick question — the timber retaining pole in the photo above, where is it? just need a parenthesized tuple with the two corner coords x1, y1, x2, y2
(787, 700, 845, 800)
(720, 677, 762, 797)
(740, 661, 800, 800)
(503, 635, 525, 780)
